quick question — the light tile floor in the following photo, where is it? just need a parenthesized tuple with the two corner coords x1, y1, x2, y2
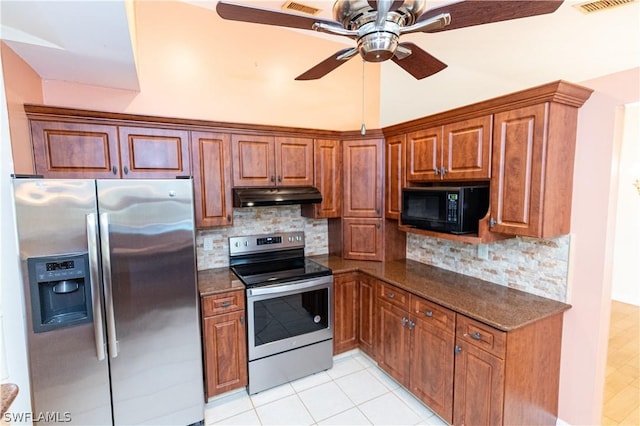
(205, 350, 448, 426)
(602, 301, 640, 425)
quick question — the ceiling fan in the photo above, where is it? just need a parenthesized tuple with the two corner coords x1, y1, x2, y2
(216, 0, 564, 80)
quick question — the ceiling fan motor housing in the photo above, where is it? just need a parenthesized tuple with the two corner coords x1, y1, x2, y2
(333, 0, 427, 62)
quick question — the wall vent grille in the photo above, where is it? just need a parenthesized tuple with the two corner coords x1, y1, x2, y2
(574, 0, 636, 13)
(282, 1, 321, 16)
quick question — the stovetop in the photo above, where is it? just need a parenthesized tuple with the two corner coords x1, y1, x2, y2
(228, 232, 332, 288)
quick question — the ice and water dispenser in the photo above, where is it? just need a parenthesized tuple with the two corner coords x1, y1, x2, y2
(27, 253, 93, 333)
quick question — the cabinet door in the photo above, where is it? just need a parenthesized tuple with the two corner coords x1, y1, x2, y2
(377, 300, 411, 386)
(302, 139, 341, 218)
(406, 127, 442, 182)
(275, 136, 314, 187)
(231, 134, 275, 187)
(31, 120, 121, 178)
(385, 135, 405, 220)
(490, 105, 546, 237)
(118, 126, 190, 178)
(343, 139, 383, 217)
(343, 218, 383, 261)
(410, 317, 454, 424)
(453, 339, 505, 426)
(191, 131, 233, 227)
(203, 310, 248, 398)
(442, 116, 492, 181)
(333, 273, 359, 355)
(358, 276, 376, 359)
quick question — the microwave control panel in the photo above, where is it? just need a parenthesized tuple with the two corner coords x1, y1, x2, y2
(446, 193, 459, 222)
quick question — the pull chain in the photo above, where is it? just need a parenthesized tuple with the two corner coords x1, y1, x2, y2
(360, 60, 366, 136)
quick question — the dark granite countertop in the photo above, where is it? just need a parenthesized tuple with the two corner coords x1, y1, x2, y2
(309, 255, 571, 331)
(198, 268, 245, 297)
(197, 256, 571, 332)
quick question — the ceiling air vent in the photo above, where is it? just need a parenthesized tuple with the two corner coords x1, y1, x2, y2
(282, 1, 321, 16)
(574, 0, 637, 13)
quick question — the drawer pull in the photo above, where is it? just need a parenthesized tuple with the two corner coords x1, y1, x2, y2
(470, 332, 482, 340)
(424, 310, 433, 317)
(401, 317, 409, 326)
(408, 321, 415, 330)
(387, 293, 395, 299)
(221, 301, 231, 308)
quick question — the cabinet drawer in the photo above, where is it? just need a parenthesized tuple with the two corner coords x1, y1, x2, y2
(376, 282, 410, 310)
(456, 315, 506, 358)
(202, 291, 245, 317)
(411, 296, 455, 334)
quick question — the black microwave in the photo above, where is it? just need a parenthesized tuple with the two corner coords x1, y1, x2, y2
(401, 185, 489, 234)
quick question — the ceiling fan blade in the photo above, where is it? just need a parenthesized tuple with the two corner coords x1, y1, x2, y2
(216, 1, 338, 31)
(391, 42, 447, 80)
(418, 0, 563, 32)
(295, 48, 359, 81)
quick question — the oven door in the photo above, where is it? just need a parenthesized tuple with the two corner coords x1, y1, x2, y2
(246, 275, 333, 361)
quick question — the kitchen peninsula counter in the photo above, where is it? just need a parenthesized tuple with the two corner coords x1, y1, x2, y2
(197, 256, 570, 331)
(309, 255, 571, 331)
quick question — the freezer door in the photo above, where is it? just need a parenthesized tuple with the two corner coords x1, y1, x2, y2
(96, 179, 203, 425)
(13, 179, 113, 425)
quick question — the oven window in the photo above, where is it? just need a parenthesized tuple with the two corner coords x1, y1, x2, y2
(253, 288, 329, 346)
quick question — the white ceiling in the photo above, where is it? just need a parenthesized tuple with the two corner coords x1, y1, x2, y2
(1, 0, 639, 117)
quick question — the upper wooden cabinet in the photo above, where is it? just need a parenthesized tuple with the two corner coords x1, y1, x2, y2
(385, 135, 405, 220)
(231, 134, 313, 187)
(118, 126, 191, 178)
(405, 115, 491, 182)
(30, 120, 121, 179)
(489, 102, 579, 238)
(30, 120, 191, 179)
(190, 131, 233, 227)
(302, 139, 341, 219)
(343, 138, 383, 218)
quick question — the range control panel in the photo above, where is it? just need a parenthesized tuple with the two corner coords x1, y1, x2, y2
(229, 232, 304, 256)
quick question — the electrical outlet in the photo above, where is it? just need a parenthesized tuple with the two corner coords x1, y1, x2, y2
(203, 237, 214, 251)
(477, 243, 489, 260)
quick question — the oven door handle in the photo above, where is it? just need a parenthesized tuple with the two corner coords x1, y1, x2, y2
(247, 277, 332, 297)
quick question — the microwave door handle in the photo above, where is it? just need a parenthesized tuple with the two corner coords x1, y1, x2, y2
(86, 213, 106, 361)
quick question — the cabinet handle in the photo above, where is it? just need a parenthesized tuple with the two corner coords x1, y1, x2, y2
(239, 316, 245, 325)
(112, 166, 117, 175)
(424, 310, 433, 317)
(270, 176, 275, 183)
(434, 167, 440, 175)
(442, 167, 448, 175)
(470, 332, 482, 340)
(221, 301, 231, 308)
(278, 175, 282, 183)
(455, 345, 462, 355)
(401, 317, 409, 327)
(489, 218, 497, 228)
(227, 214, 231, 222)
(387, 293, 395, 299)
(123, 166, 129, 175)
(408, 321, 415, 330)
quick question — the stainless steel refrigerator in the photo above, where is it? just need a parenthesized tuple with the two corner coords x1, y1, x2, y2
(13, 178, 204, 425)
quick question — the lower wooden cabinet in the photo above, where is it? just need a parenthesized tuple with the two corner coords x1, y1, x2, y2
(201, 290, 247, 399)
(333, 273, 359, 355)
(357, 276, 376, 358)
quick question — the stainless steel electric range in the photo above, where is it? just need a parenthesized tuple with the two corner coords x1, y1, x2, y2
(229, 232, 333, 394)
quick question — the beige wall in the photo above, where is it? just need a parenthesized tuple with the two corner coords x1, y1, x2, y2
(1, 42, 43, 175)
(559, 68, 640, 425)
(41, 1, 380, 132)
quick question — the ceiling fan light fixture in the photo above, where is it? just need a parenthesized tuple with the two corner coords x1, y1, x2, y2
(358, 32, 398, 62)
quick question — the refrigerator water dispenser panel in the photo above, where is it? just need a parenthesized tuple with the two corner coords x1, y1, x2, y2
(28, 253, 93, 333)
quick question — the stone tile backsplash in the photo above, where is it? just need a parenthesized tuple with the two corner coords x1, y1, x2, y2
(195, 205, 328, 270)
(406, 233, 571, 302)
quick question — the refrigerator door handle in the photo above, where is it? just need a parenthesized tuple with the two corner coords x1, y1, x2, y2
(87, 213, 106, 361)
(99, 212, 119, 358)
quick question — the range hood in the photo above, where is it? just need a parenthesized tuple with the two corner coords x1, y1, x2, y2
(233, 187, 323, 207)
